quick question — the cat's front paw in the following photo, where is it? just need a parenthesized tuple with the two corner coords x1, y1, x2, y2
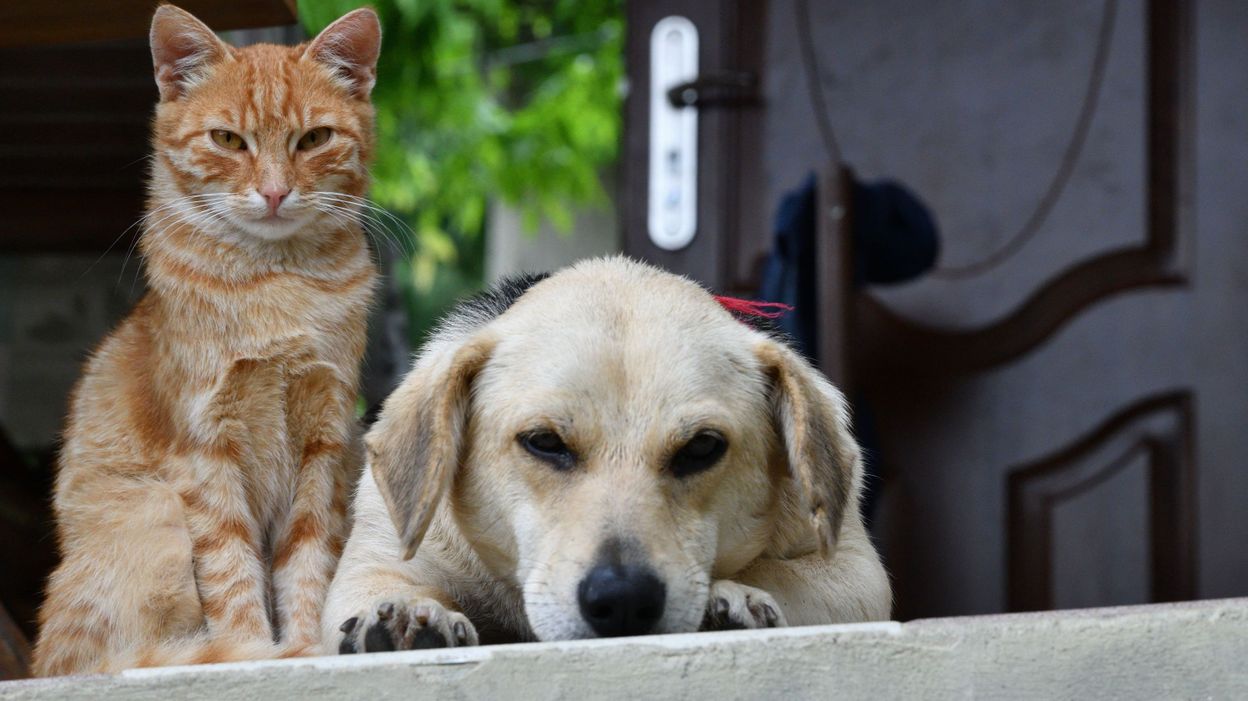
(701, 580, 787, 631)
(338, 597, 478, 653)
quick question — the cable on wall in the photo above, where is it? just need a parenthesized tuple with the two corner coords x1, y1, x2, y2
(793, 0, 1119, 280)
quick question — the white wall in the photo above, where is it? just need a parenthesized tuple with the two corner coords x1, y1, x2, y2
(486, 181, 621, 282)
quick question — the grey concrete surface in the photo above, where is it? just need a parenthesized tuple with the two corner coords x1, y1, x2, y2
(2, 598, 1243, 700)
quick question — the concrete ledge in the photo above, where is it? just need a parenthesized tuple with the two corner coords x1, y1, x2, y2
(2, 598, 1245, 700)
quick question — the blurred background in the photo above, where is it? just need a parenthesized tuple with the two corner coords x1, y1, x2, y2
(1, 0, 1246, 674)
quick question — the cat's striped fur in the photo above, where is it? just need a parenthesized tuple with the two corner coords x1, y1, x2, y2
(32, 5, 381, 676)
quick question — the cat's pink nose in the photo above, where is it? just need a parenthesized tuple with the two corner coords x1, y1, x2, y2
(259, 185, 291, 215)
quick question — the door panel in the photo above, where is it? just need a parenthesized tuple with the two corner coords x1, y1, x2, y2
(624, 0, 1248, 620)
(1049, 454, 1151, 609)
(1008, 391, 1195, 611)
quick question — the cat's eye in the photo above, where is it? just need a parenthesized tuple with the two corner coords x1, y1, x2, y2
(669, 430, 728, 478)
(297, 127, 333, 151)
(210, 130, 246, 151)
(519, 430, 576, 471)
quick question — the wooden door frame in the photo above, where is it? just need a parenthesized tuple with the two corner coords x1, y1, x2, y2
(621, 0, 768, 293)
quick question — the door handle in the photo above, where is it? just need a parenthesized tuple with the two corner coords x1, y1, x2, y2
(666, 71, 759, 109)
(648, 16, 699, 251)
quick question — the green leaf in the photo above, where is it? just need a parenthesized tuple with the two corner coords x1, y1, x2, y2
(299, 0, 623, 344)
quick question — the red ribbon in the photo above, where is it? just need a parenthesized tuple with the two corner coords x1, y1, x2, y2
(713, 295, 794, 320)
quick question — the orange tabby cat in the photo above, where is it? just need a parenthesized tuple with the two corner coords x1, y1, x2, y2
(32, 5, 381, 676)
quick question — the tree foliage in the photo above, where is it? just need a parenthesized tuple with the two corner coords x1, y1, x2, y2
(298, 0, 624, 323)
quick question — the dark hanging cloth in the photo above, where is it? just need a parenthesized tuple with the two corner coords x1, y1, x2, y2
(853, 178, 942, 286)
(758, 174, 821, 357)
(759, 172, 939, 358)
(758, 171, 940, 532)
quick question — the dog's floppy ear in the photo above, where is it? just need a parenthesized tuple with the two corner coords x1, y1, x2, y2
(366, 334, 495, 560)
(756, 340, 858, 557)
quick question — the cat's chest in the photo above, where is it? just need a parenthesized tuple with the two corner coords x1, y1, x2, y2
(205, 267, 374, 364)
(241, 274, 371, 337)
(174, 271, 371, 490)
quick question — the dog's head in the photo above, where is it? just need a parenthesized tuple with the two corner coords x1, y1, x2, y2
(367, 258, 861, 640)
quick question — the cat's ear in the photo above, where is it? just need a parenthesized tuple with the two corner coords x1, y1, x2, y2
(305, 8, 382, 99)
(150, 5, 231, 102)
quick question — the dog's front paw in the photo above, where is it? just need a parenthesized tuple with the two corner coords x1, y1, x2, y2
(337, 597, 478, 653)
(701, 580, 788, 631)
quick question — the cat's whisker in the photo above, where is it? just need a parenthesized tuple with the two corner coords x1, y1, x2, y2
(115, 201, 218, 288)
(322, 206, 403, 258)
(187, 208, 234, 237)
(81, 197, 210, 281)
(315, 206, 402, 259)
(310, 192, 417, 257)
(140, 195, 228, 233)
(311, 202, 357, 230)
(316, 195, 415, 247)
(312, 200, 407, 258)
(363, 221, 409, 258)
(118, 152, 155, 171)
(310, 204, 359, 236)
(142, 198, 221, 235)
(349, 211, 407, 257)
(117, 229, 148, 290)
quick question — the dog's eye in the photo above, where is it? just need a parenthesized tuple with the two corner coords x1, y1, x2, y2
(670, 430, 728, 478)
(520, 430, 575, 470)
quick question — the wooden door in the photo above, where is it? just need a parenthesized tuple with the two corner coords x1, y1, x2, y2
(621, 0, 768, 294)
(624, 0, 1248, 619)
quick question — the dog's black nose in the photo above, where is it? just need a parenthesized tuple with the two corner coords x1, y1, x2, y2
(577, 564, 666, 637)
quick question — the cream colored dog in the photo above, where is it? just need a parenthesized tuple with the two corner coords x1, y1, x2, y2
(323, 257, 890, 651)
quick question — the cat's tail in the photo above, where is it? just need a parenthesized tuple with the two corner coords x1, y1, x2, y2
(33, 634, 307, 678)
(105, 636, 299, 672)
